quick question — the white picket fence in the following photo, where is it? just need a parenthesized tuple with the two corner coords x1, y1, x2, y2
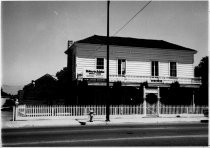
(15, 105, 144, 120)
(159, 105, 206, 114)
(14, 104, 207, 120)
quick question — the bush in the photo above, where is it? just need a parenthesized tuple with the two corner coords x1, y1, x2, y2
(146, 93, 157, 104)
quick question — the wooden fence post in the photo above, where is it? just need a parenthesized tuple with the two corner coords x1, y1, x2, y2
(84, 107, 87, 116)
(52, 106, 54, 116)
(187, 106, 189, 115)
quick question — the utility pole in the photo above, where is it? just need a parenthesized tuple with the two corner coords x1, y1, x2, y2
(106, 0, 110, 122)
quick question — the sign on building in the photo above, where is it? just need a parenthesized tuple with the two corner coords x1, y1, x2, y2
(83, 69, 106, 79)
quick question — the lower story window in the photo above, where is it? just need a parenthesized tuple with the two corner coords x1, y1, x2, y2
(96, 58, 104, 69)
(170, 62, 177, 77)
(118, 59, 126, 76)
(151, 61, 159, 76)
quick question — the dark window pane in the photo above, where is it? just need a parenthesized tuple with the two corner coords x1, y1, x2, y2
(155, 61, 159, 76)
(96, 58, 104, 69)
(118, 59, 126, 76)
(151, 61, 158, 76)
(170, 62, 177, 77)
(118, 60, 121, 75)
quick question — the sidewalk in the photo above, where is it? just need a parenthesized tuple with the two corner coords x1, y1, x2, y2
(2, 114, 208, 129)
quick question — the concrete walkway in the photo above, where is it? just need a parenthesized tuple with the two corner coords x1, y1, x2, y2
(2, 114, 208, 129)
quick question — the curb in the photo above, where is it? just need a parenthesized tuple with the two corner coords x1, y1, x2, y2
(2, 117, 206, 129)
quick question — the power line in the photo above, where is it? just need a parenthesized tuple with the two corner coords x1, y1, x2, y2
(86, 1, 152, 57)
(112, 1, 152, 36)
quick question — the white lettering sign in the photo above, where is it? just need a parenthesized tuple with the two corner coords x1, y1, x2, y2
(83, 69, 106, 79)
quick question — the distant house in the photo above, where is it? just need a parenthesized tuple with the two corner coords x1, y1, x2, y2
(21, 74, 59, 105)
(65, 35, 201, 105)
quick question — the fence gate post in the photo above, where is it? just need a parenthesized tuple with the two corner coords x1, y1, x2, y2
(13, 106, 15, 121)
(15, 105, 18, 121)
(143, 86, 146, 117)
(157, 86, 160, 117)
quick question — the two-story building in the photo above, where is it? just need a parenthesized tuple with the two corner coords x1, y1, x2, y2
(65, 35, 201, 105)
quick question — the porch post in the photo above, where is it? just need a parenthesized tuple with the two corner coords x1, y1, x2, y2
(143, 86, 146, 117)
(157, 86, 160, 117)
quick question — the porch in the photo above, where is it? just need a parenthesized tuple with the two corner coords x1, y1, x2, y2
(86, 75, 201, 87)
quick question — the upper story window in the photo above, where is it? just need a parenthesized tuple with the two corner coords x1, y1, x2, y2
(170, 62, 177, 77)
(151, 61, 159, 76)
(118, 59, 126, 76)
(96, 58, 104, 69)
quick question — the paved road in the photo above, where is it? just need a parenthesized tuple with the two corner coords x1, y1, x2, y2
(2, 123, 208, 146)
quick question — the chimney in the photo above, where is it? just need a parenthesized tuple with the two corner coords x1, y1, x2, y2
(68, 40, 73, 48)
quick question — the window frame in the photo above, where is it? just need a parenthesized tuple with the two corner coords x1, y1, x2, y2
(118, 59, 126, 76)
(96, 58, 104, 70)
(170, 62, 177, 77)
(151, 61, 159, 76)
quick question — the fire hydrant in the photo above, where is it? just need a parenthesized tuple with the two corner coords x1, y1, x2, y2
(89, 109, 94, 122)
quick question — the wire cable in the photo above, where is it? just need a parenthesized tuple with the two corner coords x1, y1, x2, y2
(86, 1, 152, 57)
(112, 1, 152, 36)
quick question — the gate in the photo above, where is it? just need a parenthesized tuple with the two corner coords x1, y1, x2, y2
(143, 86, 160, 117)
(146, 103, 159, 116)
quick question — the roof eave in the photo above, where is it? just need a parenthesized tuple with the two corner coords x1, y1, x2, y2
(64, 43, 76, 54)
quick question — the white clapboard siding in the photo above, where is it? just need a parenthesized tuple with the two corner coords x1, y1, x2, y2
(126, 61, 151, 76)
(76, 57, 96, 74)
(76, 43, 194, 63)
(110, 60, 117, 75)
(75, 43, 195, 78)
(159, 62, 169, 77)
(177, 63, 194, 78)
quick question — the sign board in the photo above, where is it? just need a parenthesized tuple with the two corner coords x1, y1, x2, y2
(83, 69, 106, 79)
(83, 78, 106, 82)
(144, 88, 159, 94)
(143, 87, 160, 99)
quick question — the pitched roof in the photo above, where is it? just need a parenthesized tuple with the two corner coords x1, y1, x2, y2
(35, 74, 57, 82)
(75, 35, 196, 52)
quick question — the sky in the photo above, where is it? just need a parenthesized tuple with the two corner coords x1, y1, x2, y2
(2, 1, 208, 86)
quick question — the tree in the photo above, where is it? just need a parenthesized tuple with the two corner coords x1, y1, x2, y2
(194, 56, 208, 105)
(146, 93, 157, 104)
(1, 88, 11, 98)
(160, 81, 192, 105)
(56, 67, 71, 84)
(195, 56, 208, 86)
(56, 67, 77, 104)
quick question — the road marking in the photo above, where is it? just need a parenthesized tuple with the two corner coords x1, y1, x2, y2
(3, 134, 208, 146)
(3, 126, 208, 135)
